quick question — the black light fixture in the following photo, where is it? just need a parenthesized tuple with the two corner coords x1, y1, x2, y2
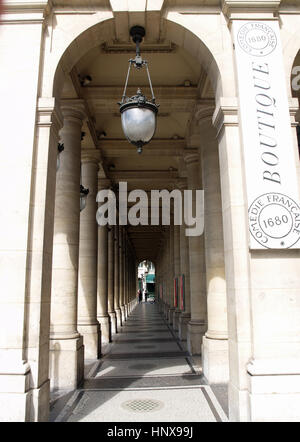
(119, 26, 159, 154)
(57, 142, 64, 171)
(80, 184, 89, 212)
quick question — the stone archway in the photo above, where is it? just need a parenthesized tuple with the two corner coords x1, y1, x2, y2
(41, 7, 231, 419)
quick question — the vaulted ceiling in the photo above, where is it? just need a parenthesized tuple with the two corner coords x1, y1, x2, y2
(60, 14, 214, 262)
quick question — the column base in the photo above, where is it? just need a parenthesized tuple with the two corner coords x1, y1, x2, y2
(97, 315, 111, 345)
(172, 309, 181, 332)
(202, 336, 229, 384)
(115, 308, 122, 329)
(0, 361, 50, 422)
(168, 307, 175, 325)
(49, 336, 84, 390)
(108, 312, 117, 335)
(124, 304, 129, 318)
(164, 304, 169, 319)
(246, 359, 300, 422)
(78, 323, 101, 359)
(187, 321, 206, 355)
(178, 312, 191, 341)
(120, 305, 126, 323)
(157, 300, 163, 313)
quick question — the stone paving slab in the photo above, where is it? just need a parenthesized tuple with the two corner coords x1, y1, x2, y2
(64, 387, 224, 422)
(103, 351, 190, 360)
(95, 357, 194, 377)
(109, 341, 181, 354)
(83, 374, 205, 390)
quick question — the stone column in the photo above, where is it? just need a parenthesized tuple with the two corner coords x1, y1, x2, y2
(97, 178, 111, 345)
(114, 222, 122, 329)
(172, 224, 181, 331)
(184, 151, 207, 355)
(167, 226, 175, 324)
(119, 226, 126, 323)
(200, 121, 229, 384)
(0, 98, 62, 421)
(177, 180, 191, 340)
(49, 99, 85, 390)
(123, 233, 128, 318)
(77, 151, 101, 359)
(108, 225, 116, 334)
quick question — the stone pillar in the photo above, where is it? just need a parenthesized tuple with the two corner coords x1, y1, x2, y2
(0, 97, 62, 421)
(114, 222, 122, 329)
(49, 100, 85, 390)
(119, 226, 126, 323)
(97, 178, 111, 346)
(77, 151, 101, 359)
(108, 225, 116, 335)
(184, 151, 207, 355)
(177, 181, 191, 340)
(172, 224, 181, 331)
(200, 121, 229, 384)
(123, 233, 128, 318)
(167, 226, 175, 324)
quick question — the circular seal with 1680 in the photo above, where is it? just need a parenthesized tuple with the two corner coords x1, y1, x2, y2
(237, 22, 277, 57)
(248, 193, 300, 248)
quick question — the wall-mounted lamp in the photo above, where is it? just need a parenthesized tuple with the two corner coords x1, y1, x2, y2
(57, 142, 64, 171)
(79, 75, 92, 87)
(80, 184, 89, 212)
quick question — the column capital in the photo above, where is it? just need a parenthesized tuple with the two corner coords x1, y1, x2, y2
(194, 103, 215, 125)
(175, 178, 187, 191)
(183, 149, 199, 166)
(60, 99, 86, 122)
(81, 149, 101, 165)
(212, 97, 239, 138)
(222, 0, 280, 20)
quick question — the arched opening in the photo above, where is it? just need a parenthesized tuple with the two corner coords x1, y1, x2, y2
(138, 260, 156, 302)
(35, 8, 231, 422)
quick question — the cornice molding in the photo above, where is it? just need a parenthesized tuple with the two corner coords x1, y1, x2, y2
(289, 98, 300, 128)
(2, 0, 52, 23)
(36, 97, 62, 136)
(222, 0, 280, 20)
(212, 97, 239, 138)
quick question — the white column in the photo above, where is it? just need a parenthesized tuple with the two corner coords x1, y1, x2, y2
(177, 181, 191, 341)
(0, 97, 62, 421)
(108, 225, 117, 335)
(172, 225, 181, 331)
(114, 223, 122, 329)
(119, 226, 126, 323)
(77, 152, 101, 359)
(200, 121, 229, 384)
(49, 99, 85, 390)
(184, 151, 207, 355)
(97, 178, 111, 345)
(167, 226, 175, 324)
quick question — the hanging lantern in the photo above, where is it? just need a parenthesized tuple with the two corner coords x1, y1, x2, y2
(119, 26, 159, 154)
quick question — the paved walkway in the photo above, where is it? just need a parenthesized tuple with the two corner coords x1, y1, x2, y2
(50, 302, 228, 422)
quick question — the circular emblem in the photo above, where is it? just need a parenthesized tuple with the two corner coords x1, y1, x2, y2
(237, 22, 277, 57)
(248, 193, 300, 248)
